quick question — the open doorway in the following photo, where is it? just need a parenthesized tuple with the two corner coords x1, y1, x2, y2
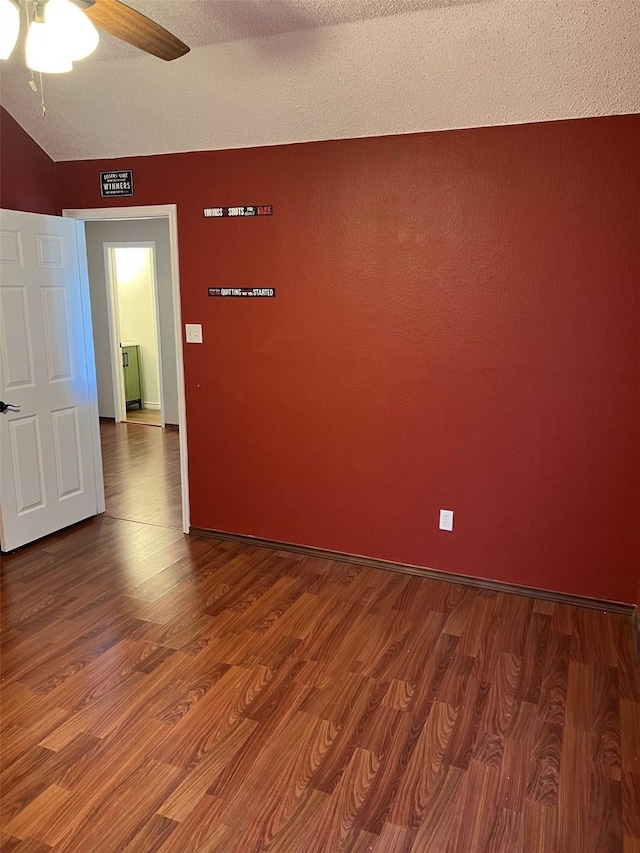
(63, 205, 189, 534)
(106, 243, 164, 427)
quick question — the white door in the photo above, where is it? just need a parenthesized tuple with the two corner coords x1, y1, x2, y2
(0, 209, 103, 551)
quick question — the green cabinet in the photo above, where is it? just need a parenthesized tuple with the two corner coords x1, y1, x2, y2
(121, 344, 142, 409)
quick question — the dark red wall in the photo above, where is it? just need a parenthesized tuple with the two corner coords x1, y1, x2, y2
(0, 107, 59, 215)
(56, 116, 640, 603)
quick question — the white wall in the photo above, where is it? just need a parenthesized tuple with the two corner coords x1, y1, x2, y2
(84, 218, 179, 424)
(114, 247, 160, 409)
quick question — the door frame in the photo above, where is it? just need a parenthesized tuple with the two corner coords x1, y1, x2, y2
(105, 242, 165, 426)
(63, 204, 190, 534)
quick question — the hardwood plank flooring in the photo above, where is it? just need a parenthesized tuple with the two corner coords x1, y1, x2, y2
(126, 409, 163, 427)
(100, 421, 181, 530)
(1, 427, 639, 850)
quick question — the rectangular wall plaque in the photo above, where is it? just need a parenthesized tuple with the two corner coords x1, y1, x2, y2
(208, 288, 276, 298)
(100, 170, 134, 197)
(203, 206, 273, 218)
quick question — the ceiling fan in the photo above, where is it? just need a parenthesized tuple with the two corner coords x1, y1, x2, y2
(76, 0, 190, 61)
(0, 0, 190, 73)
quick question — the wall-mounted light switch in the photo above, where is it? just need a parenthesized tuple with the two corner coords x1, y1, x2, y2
(185, 324, 203, 343)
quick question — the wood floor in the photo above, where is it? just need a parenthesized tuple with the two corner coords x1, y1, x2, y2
(126, 408, 163, 427)
(1, 429, 639, 851)
(101, 420, 182, 530)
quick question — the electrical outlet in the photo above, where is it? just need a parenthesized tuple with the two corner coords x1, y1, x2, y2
(185, 323, 203, 344)
(439, 509, 454, 531)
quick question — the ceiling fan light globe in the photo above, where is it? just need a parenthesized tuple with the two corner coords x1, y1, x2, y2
(26, 20, 73, 73)
(45, 0, 99, 61)
(0, 0, 20, 61)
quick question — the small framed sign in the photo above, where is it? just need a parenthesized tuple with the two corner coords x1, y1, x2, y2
(203, 205, 272, 218)
(100, 170, 134, 198)
(208, 287, 275, 298)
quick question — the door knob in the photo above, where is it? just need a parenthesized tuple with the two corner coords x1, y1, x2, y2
(0, 401, 21, 414)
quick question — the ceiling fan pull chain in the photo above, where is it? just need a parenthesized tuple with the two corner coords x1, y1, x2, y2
(25, 3, 39, 97)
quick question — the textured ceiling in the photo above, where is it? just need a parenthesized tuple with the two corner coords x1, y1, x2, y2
(80, 0, 488, 58)
(0, 0, 638, 162)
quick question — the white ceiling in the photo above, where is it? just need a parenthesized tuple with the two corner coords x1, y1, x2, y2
(0, 0, 638, 162)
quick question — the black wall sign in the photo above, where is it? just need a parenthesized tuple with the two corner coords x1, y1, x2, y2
(203, 205, 272, 218)
(208, 287, 275, 298)
(100, 170, 134, 197)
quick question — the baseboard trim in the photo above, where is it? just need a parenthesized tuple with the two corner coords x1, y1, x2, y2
(164, 423, 179, 431)
(99, 416, 115, 423)
(143, 402, 161, 411)
(189, 526, 634, 616)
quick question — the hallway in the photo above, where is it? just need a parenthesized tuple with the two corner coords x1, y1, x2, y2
(100, 420, 181, 530)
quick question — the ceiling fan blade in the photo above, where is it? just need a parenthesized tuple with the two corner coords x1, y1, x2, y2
(83, 0, 190, 61)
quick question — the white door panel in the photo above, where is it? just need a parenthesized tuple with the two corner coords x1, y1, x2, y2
(0, 229, 24, 266)
(41, 286, 73, 381)
(0, 285, 36, 389)
(8, 414, 46, 514)
(0, 209, 101, 551)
